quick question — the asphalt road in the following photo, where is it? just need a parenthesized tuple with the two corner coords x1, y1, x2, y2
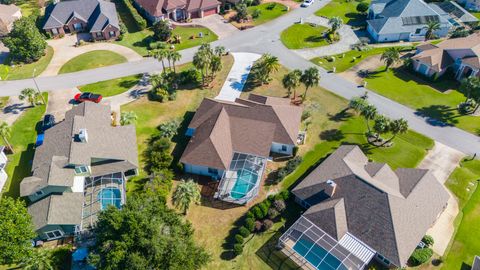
(1, 0, 479, 155)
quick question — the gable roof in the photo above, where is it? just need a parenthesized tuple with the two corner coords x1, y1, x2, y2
(292, 145, 449, 267)
(43, 0, 119, 32)
(180, 94, 302, 170)
(0, 4, 20, 24)
(473, 256, 480, 270)
(20, 102, 138, 197)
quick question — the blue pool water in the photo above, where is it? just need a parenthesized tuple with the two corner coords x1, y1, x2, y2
(98, 187, 121, 210)
(293, 237, 348, 270)
(230, 169, 257, 199)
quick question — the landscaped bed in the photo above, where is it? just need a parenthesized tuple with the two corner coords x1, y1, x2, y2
(0, 46, 54, 80)
(315, 0, 370, 26)
(280, 23, 330, 49)
(227, 3, 289, 29)
(58, 50, 128, 74)
(78, 74, 141, 97)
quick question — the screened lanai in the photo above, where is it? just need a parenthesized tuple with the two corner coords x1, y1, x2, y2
(214, 152, 267, 204)
(278, 216, 375, 270)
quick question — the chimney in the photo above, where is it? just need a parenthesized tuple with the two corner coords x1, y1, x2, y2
(325, 180, 337, 197)
(79, 129, 88, 143)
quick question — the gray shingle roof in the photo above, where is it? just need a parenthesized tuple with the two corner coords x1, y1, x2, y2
(473, 256, 480, 270)
(43, 0, 119, 32)
(292, 145, 449, 267)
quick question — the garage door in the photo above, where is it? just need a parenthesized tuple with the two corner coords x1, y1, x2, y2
(203, 7, 217, 16)
(190, 11, 200, 18)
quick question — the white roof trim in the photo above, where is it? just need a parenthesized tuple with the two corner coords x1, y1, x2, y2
(339, 233, 376, 264)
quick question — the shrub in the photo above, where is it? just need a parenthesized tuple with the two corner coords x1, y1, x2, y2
(268, 208, 279, 219)
(235, 234, 244, 244)
(273, 199, 286, 212)
(144, 136, 173, 173)
(263, 219, 274, 231)
(409, 248, 433, 266)
(267, 2, 276, 9)
(252, 0, 261, 5)
(279, 190, 289, 200)
(275, 157, 302, 183)
(422, 235, 434, 247)
(149, 41, 167, 50)
(178, 68, 200, 85)
(157, 119, 180, 138)
(356, 2, 369, 13)
(120, 0, 146, 30)
(246, 211, 255, 219)
(245, 218, 255, 232)
(252, 206, 264, 219)
(238, 226, 250, 238)
(149, 87, 170, 102)
(233, 244, 243, 255)
(252, 9, 261, 19)
(254, 221, 263, 232)
(451, 28, 470, 38)
(259, 202, 269, 217)
(234, 3, 248, 22)
(153, 20, 172, 41)
(3, 17, 47, 63)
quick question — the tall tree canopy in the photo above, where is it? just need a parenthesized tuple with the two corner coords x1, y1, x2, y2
(0, 197, 36, 264)
(3, 17, 47, 63)
(89, 194, 210, 270)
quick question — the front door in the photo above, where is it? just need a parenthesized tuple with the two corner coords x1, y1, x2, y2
(64, 25, 70, 34)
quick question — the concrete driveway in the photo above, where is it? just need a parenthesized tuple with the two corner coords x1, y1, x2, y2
(46, 88, 79, 122)
(421, 142, 464, 256)
(188, 15, 239, 39)
(215, 52, 261, 101)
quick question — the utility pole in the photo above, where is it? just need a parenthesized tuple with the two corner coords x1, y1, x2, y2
(32, 68, 46, 105)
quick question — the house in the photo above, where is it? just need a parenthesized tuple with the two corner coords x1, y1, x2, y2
(0, 146, 8, 192)
(412, 33, 480, 80)
(473, 256, 480, 270)
(457, 0, 480, 11)
(20, 102, 138, 241)
(279, 145, 449, 269)
(43, 0, 120, 40)
(180, 94, 302, 204)
(367, 0, 477, 43)
(134, 0, 220, 22)
(0, 4, 21, 36)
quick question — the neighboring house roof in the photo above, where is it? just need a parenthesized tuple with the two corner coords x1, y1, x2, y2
(291, 145, 449, 267)
(20, 102, 138, 197)
(412, 33, 480, 71)
(135, 0, 219, 15)
(367, 0, 450, 35)
(473, 256, 480, 270)
(43, 0, 119, 32)
(180, 94, 302, 170)
(28, 192, 84, 230)
(431, 1, 478, 23)
(0, 4, 21, 23)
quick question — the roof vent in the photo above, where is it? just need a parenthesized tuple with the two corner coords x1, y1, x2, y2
(79, 129, 88, 143)
(325, 179, 337, 197)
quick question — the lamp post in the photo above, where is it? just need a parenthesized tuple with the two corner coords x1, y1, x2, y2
(32, 68, 46, 105)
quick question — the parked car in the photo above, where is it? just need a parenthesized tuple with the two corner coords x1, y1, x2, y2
(42, 114, 55, 131)
(301, 0, 314, 7)
(74, 92, 102, 103)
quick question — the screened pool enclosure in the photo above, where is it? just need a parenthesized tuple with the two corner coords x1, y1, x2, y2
(214, 152, 267, 204)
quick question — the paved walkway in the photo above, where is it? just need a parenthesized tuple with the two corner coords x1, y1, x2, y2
(420, 142, 464, 256)
(41, 34, 143, 77)
(215, 52, 261, 101)
(0, 96, 28, 125)
(175, 15, 240, 40)
(292, 16, 360, 59)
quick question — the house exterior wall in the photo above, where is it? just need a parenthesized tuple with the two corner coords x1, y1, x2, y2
(270, 142, 294, 155)
(183, 163, 224, 179)
(92, 24, 120, 41)
(28, 186, 69, 203)
(65, 17, 87, 33)
(36, 224, 77, 241)
(369, 25, 449, 43)
(412, 60, 437, 77)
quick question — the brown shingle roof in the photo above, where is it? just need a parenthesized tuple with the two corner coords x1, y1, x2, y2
(180, 94, 302, 170)
(135, 0, 218, 15)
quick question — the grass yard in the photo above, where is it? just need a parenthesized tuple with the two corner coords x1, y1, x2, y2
(1, 93, 48, 198)
(229, 3, 289, 28)
(58, 50, 127, 74)
(0, 46, 54, 80)
(365, 67, 480, 135)
(280, 23, 330, 49)
(78, 74, 141, 97)
(315, 0, 369, 26)
(442, 159, 480, 270)
(311, 45, 415, 72)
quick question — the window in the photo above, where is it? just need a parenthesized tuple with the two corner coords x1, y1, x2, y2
(415, 28, 422, 34)
(75, 165, 88, 174)
(51, 28, 58, 35)
(45, 230, 63, 240)
(208, 168, 218, 175)
(281, 145, 287, 152)
(96, 32, 103, 37)
(109, 31, 115, 37)
(73, 23, 82, 31)
(35, 190, 44, 196)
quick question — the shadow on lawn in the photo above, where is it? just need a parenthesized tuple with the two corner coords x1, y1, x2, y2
(344, 13, 367, 26)
(327, 108, 352, 122)
(415, 105, 460, 127)
(305, 36, 324, 43)
(391, 68, 459, 93)
(4, 143, 35, 198)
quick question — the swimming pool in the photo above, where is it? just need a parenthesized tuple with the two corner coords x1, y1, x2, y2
(293, 237, 348, 270)
(230, 169, 258, 199)
(97, 187, 122, 210)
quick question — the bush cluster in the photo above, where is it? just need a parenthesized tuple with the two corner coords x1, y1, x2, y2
(274, 156, 303, 184)
(120, 0, 147, 30)
(409, 248, 433, 266)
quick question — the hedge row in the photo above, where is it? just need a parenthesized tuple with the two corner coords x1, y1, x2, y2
(121, 0, 147, 30)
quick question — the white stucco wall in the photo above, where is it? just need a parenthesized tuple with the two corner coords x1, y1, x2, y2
(184, 163, 224, 179)
(271, 142, 294, 155)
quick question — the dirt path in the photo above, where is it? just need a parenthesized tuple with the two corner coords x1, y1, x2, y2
(338, 54, 383, 84)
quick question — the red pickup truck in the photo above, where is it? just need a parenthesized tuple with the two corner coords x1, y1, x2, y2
(74, 92, 103, 103)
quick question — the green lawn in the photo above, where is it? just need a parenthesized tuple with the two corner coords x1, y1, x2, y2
(0, 46, 54, 80)
(78, 74, 141, 97)
(1, 93, 48, 198)
(365, 68, 480, 135)
(280, 23, 330, 49)
(315, 0, 369, 26)
(471, 11, 480, 19)
(247, 3, 289, 26)
(311, 46, 415, 72)
(442, 159, 480, 270)
(58, 50, 127, 74)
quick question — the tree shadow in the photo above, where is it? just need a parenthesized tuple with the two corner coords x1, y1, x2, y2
(319, 129, 345, 141)
(344, 13, 367, 27)
(415, 105, 460, 126)
(327, 108, 352, 122)
(391, 68, 459, 93)
(133, 35, 154, 49)
(3, 143, 35, 198)
(170, 111, 195, 170)
(304, 36, 324, 43)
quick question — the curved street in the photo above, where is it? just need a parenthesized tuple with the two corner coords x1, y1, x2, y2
(0, 0, 479, 155)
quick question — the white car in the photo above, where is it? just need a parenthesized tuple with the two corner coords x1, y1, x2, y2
(301, 0, 314, 7)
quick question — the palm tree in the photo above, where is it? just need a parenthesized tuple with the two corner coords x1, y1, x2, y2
(0, 122, 13, 153)
(460, 76, 480, 103)
(154, 49, 168, 73)
(380, 47, 400, 71)
(21, 249, 53, 270)
(169, 50, 182, 74)
(210, 55, 222, 77)
(172, 179, 201, 215)
(361, 104, 377, 134)
(282, 69, 302, 98)
(120, 111, 138, 126)
(348, 96, 367, 112)
(193, 51, 208, 86)
(214, 46, 226, 57)
(383, 118, 408, 145)
(256, 54, 280, 84)
(424, 21, 440, 40)
(300, 67, 321, 101)
(373, 114, 391, 141)
(328, 16, 343, 34)
(19, 88, 40, 107)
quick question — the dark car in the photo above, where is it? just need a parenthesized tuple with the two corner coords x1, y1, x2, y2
(74, 92, 103, 103)
(42, 114, 55, 131)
